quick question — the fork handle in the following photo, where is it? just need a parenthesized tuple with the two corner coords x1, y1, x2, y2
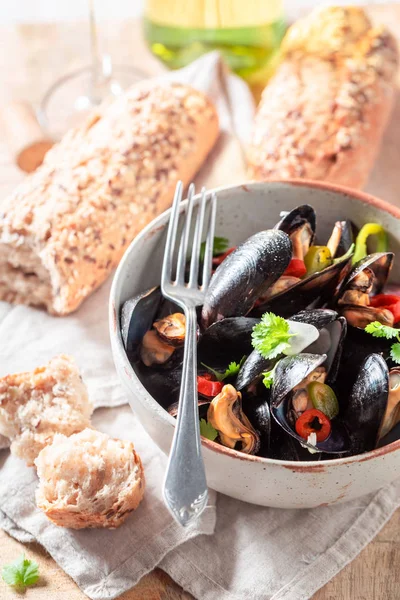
(163, 306, 208, 527)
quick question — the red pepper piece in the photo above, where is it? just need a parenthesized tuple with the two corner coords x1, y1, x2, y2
(197, 374, 223, 397)
(295, 409, 332, 442)
(283, 258, 307, 278)
(370, 294, 400, 324)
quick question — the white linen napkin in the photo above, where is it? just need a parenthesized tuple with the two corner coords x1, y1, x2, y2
(0, 52, 399, 600)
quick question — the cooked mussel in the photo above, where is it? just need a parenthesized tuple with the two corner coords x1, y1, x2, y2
(343, 354, 389, 454)
(326, 220, 354, 258)
(121, 287, 162, 354)
(271, 353, 348, 453)
(154, 313, 186, 346)
(201, 229, 292, 328)
(207, 384, 260, 454)
(236, 309, 345, 391)
(251, 207, 353, 318)
(242, 389, 271, 455)
(275, 205, 316, 248)
(337, 252, 394, 328)
(378, 367, 400, 441)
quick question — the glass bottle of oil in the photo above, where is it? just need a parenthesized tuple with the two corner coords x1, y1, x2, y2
(144, 0, 285, 87)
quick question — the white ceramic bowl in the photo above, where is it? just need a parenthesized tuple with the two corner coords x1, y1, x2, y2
(110, 180, 400, 508)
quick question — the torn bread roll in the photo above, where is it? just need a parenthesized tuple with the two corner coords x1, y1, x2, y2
(0, 83, 219, 315)
(247, 7, 399, 188)
(35, 429, 145, 529)
(0, 355, 93, 465)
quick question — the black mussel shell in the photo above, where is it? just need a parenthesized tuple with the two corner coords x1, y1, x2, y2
(235, 351, 272, 391)
(271, 353, 348, 454)
(326, 220, 354, 258)
(242, 392, 271, 454)
(343, 353, 389, 455)
(252, 255, 351, 319)
(336, 252, 394, 302)
(275, 205, 316, 240)
(291, 309, 347, 384)
(334, 326, 391, 406)
(303, 316, 347, 384)
(236, 309, 343, 391)
(290, 308, 338, 329)
(198, 317, 259, 368)
(133, 361, 182, 410)
(201, 229, 292, 328)
(121, 287, 162, 354)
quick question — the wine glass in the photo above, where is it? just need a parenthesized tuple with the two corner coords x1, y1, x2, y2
(39, 0, 147, 139)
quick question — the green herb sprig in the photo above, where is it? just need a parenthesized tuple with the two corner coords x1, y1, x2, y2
(262, 363, 279, 389)
(201, 356, 246, 382)
(364, 321, 400, 363)
(2, 554, 39, 589)
(252, 312, 296, 360)
(199, 419, 218, 441)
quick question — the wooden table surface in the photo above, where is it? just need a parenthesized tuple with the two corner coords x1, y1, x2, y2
(0, 6, 399, 600)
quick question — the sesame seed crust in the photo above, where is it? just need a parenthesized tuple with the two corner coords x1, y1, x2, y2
(247, 7, 398, 189)
(0, 82, 219, 315)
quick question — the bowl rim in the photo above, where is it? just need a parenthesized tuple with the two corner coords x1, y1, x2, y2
(110, 178, 400, 469)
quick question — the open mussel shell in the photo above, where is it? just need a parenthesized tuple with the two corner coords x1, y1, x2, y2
(271, 353, 349, 454)
(327, 220, 354, 258)
(236, 309, 344, 391)
(242, 391, 271, 454)
(343, 353, 389, 455)
(252, 253, 352, 319)
(198, 317, 259, 367)
(334, 325, 391, 404)
(275, 204, 316, 240)
(201, 229, 292, 328)
(121, 287, 162, 354)
(235, 352, 272, 391)
(336, 252, 394, 301)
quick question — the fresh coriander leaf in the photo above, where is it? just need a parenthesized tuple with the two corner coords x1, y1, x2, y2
(225, 356, 246, 378)
(201, 363, 225, 381)
(200, 236, 229, 261)
(262, 362, 278, 389)
(364, 322, 400, 340)
(2, 554, 39, 589)
(201, 356, 246, 382)
(263, 370, 274, 389)
(199, 419, 218, 441)
(390, 343, 400, 364)
(252, 312, 296, 360)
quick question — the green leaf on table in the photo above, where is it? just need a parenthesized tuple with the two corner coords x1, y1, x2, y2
(2, 554, 39, 589)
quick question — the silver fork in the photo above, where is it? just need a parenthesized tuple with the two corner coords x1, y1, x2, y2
(161, 180, 217, 527)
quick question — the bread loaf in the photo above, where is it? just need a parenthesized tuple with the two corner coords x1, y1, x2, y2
(35, 428, 145, 529)
(0, 83, 219, 315)
(247, 7, 398, 188)
(0, 355, 93, 465)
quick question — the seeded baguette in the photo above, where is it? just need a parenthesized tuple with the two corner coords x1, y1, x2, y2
(0, 355, 93, 465)
(247, 7, 398, 189)
(0, 83, 219, 315)
(35, 429, 145, 529)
